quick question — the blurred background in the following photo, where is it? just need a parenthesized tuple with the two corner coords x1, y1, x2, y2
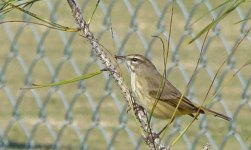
(0, 0, 251, 149)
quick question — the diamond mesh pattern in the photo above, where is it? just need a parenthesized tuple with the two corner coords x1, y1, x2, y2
(0, 0, 251, 149)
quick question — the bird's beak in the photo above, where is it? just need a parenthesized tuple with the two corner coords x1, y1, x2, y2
(115, 55, 126, 61)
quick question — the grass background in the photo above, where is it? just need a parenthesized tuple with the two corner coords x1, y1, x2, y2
(0, 0, 251, 149)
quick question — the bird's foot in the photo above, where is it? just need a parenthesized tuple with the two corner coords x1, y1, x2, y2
(126, 104, 131, 113)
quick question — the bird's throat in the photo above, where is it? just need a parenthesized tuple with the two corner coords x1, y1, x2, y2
(130, 72, 137, 93)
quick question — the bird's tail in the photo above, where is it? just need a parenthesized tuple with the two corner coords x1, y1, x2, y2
(201, 107, 232, 121)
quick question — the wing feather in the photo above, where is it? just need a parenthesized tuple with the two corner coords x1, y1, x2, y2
(148, 79, 199, 113)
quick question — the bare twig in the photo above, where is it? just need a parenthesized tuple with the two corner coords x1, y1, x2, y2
(66, 0, 165, 149)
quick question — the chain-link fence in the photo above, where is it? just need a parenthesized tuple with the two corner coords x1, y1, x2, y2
(0, 0, 251, 149)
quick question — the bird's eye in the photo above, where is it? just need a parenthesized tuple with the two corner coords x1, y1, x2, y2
(131, 58, 138, 62)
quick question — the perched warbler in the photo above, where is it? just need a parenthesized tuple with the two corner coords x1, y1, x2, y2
(116, 54, 231, 121)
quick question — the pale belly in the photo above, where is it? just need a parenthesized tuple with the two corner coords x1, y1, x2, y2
(131, 74, 183, 119)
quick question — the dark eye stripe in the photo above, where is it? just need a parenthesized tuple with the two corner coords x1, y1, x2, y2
(131, 58, 138, 61)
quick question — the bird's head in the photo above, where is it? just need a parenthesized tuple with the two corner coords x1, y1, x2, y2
(115, 54, 155, 74)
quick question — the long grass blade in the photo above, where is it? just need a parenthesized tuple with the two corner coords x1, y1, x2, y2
(1, 0, 78, 32)
(191, 0, 232, 25)
(170, 28, 210, 148)
(189, 0, 245, 44)
(21, 70, 103, 89)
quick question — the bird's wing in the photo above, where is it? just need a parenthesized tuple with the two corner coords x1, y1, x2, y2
(148, 80, 198, 113)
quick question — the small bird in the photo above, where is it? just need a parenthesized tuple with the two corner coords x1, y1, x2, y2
(116, 54, 231, 121)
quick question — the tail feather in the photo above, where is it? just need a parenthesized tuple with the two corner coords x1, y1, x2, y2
(202, 107, 232, 121)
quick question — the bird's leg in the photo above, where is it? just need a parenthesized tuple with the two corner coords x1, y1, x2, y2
(148, 118, 175, 141)
(126, 90, 134, 113)
(126, 104, 131, 113)
(126, 90, 145, 114)
(158, 117, 175, 136)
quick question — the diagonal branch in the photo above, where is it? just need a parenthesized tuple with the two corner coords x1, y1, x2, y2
(66, 0, 166, 149)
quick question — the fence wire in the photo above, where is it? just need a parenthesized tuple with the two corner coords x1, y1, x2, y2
(0, 0, 251, 149)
